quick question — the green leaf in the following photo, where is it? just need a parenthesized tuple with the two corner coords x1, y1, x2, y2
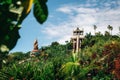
(33, 0, 48, 24)
(60, 62, 80, 78)
(0, 0, 12, 5)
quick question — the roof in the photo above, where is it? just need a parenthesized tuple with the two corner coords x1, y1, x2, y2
(73, 27, 83, 33)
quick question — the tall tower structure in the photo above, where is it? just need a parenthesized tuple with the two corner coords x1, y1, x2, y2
(71, 27, 84, 53)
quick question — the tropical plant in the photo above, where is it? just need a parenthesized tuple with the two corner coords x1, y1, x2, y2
(105, 31, 110, 36)
(0, 0, 48, 69)
(1, 29, 120, 79)
(93, 25, 97, 35)
(0, 60, 55, 80)
(107, 25, 113, 35)
(59, 61, 80, 80)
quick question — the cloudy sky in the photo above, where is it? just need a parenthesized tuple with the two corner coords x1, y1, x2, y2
(10, 0, 120, 52)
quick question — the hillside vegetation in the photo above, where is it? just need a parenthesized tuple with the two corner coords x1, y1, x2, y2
(0, 32, 120, 80)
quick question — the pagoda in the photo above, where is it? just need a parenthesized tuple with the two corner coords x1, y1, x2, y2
(30, 39, 40, 57)
(71, 27, 84, 53)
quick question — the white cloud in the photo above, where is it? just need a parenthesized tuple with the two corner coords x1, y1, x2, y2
(58, 35, 71, 44)
(42, 1, 120, 44)
(74, 7, 97, 14)
(57, 6, 73, 14)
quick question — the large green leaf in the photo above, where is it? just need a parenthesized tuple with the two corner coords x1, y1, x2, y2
(0, 3, 20, 53)
(0, 0, 12, 5)
(33, 0, 48, 24)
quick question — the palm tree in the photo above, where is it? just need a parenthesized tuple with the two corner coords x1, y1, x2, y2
(119, 26, 120, 33)
(105, 31, 110, 36)
(93, 25, 97, 35)
(107, 25, 113, 35)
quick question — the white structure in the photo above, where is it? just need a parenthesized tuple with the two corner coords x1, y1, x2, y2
(71, 27, 84, 53)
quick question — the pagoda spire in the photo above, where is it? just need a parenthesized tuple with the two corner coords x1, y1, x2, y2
(33, 39, 39, 50)
(30, 39, 40, 57)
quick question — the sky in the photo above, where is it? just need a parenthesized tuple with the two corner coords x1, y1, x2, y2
(10, 0, 120, 53)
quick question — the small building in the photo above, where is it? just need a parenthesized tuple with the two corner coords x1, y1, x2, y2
(30, 39, 40, 57)
(71, 27, 84, 53)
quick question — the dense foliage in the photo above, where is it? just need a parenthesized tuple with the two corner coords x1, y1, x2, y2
(1, 1, 120, 80)
(0, 33, 120, 80)
(0, 0, 48, 69)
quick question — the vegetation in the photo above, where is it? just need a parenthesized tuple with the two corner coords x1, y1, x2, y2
(0, 0, 48, 69)
(0, 1, 120, 80)
(0, 31, 120, 80)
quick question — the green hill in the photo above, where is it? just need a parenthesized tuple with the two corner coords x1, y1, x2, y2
(0, 33, 120, 80)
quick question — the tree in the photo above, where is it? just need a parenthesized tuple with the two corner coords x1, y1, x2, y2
(0, 0, 48, 69)
(51, 42, 59, 47)
(93, 25, 97, 35)
(107, 25, 113, 35)
(119, 26, 120, 33)
(119, 26, 120, 34)
(104, 31, 110, 36)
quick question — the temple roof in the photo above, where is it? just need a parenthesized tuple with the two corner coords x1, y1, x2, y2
(73, 27, 83, 33)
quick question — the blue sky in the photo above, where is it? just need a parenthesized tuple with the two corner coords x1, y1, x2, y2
(10, 0, 120, 53)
